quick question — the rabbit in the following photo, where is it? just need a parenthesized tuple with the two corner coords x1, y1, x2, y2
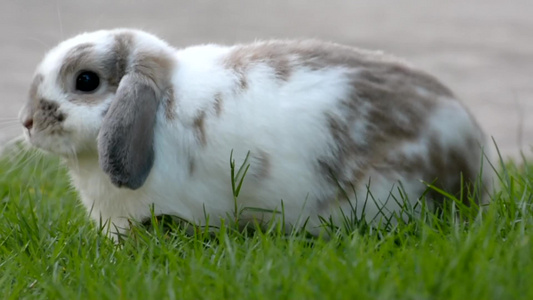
(19, 28, 492, 239)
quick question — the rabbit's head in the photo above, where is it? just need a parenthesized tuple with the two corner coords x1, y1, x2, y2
(19, 29, 175, 189)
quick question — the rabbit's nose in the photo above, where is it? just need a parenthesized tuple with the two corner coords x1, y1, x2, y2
(23, 118, 34, 130)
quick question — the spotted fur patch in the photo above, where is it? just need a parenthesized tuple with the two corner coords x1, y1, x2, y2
(193, 111, 207, 146)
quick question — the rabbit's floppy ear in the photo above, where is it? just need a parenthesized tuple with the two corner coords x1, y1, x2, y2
(97, 73, 160, 189)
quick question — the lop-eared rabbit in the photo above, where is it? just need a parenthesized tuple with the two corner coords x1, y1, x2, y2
(20, 29, 491, 238)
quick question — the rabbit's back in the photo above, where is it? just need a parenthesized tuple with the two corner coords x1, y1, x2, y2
(148, 40, 489, 229)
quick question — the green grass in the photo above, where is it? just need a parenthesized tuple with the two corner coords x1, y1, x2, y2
(1, 148, 532, 300)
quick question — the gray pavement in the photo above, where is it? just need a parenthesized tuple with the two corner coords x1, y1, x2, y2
(1, 1, 532, 159)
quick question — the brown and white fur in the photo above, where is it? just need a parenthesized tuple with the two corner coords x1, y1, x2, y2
(19, 28, 491, 238)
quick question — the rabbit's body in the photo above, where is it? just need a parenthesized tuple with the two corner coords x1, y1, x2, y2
(20, 29, 490, 237)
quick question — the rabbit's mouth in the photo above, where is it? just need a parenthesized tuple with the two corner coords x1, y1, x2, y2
(20, 100, 77, 156)
(23, 125, 75, 156)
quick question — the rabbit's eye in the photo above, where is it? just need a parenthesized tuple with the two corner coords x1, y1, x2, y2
(76, 71, 100, 92)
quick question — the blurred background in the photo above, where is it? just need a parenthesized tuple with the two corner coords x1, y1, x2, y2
(1, 0, 532, 159)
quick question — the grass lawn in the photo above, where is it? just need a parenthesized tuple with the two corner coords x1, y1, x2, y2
(0, 148, 532, 299)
